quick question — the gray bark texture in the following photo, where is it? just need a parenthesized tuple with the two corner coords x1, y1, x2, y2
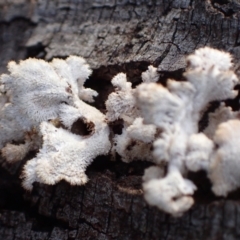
(1, 0, 240, 239)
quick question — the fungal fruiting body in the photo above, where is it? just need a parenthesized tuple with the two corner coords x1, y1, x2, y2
(105, 68, 158, 163)
(136, 47, 239, 216)
(1, 47, 240, 216)
(0, 56, 111, 190)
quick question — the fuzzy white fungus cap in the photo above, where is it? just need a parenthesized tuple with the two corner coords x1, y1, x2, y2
(0, 56, 111, 190)
(106, 73, 138, 122)
(141, 65, 159, 83)
(106, 71, 161, 163)
(152, 131, 172, 164)
(22, 118, 110, 190)
(203, 103, 238, 138)
(126, 118, 157, 143)
(0, 56, 94, 149)
(22, 122, 90, 190)
(136, 83, 182, 129)
(2, 58, 74, 124)
(143, 167, 196, 217)
(186, 47, 233, 71)
(2, 47, 240, 216)
(1, 128, 41, 163)
(112, 128, 154, 163)
(137, 47, 239, 216)
(142, 166, 164, 182)
(208, 120, 240, 196)
(185, 48, 238, 113)
(51, 56, 97, 103)
(185, 133, 214, 172)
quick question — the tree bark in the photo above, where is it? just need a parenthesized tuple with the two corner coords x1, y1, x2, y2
(1, 0, 240, 239)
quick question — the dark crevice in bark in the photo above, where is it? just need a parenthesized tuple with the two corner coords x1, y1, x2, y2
(0, 167, 26, 210)
(153, 43, 172, 67)
(0, 17, 35, 26)
(47, 55, 69, 61)
(199, 101, 220, 132)
(162, 2, 174, 16)
(108, 119, 124, 135)
(188, 171, 219, 204)
(88, 156, 152, 180)
(158, 68, 186, 85)
(210, 0, 240, 17)
(26, 43, 46, 59)
(224, 84, 240, 111)
(211, 0, 230, 5)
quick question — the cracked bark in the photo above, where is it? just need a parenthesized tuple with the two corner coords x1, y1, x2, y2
(1, 0, 240, 239)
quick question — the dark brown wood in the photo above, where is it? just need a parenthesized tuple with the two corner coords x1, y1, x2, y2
(1, 0, 240, 239)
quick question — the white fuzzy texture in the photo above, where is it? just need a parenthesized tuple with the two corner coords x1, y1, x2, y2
(186, 47, 233, 71)
(106, 71, 159, 162)
(143, 167, 196, 217)
(136, 47, 239, 216)
(185, 133, 214, 172)
(1, 47, 240, 215)
(203, 103, 238, 138)
(127, 118, 156, 143)
(22, 119, 110, 190)
(141, 65, 159, 83)
(22, 97, 111, 190)
(0, 56, 111, 190)
(106, 73, 138, 122)
(112, 128, 154, 163)
(1, 128, 41, 163)
(207, 120, 240, 196)
(51, 56, 97, 103)
(0, 58, 74, 148)
(0, 56, 94, 148)
(142, 166, 164, 182)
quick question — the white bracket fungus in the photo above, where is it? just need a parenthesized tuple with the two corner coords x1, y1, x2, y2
(0, 56, 110, 190)
(106, 71, 158, 163)
(1, 47, 240, 217)
(136, 47, 239, 216)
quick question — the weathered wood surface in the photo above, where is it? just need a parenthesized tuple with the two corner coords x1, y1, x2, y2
(1, 0, 240, 239)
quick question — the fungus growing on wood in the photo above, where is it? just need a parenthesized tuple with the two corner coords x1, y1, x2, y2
(137, 47, 239, 216)
(0, 56, 110, 190)
(1, 47, 240, 216)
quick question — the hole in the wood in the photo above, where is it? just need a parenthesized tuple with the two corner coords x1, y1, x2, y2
(26, 43, 46, 59)
(70, 118, 94, 136)
(212, 0, 229, 5)
(158, 68, 186, 86)
(211, 0, 237, 17)
(108, 119, 124, 135)
(199, 101, 220, 132)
